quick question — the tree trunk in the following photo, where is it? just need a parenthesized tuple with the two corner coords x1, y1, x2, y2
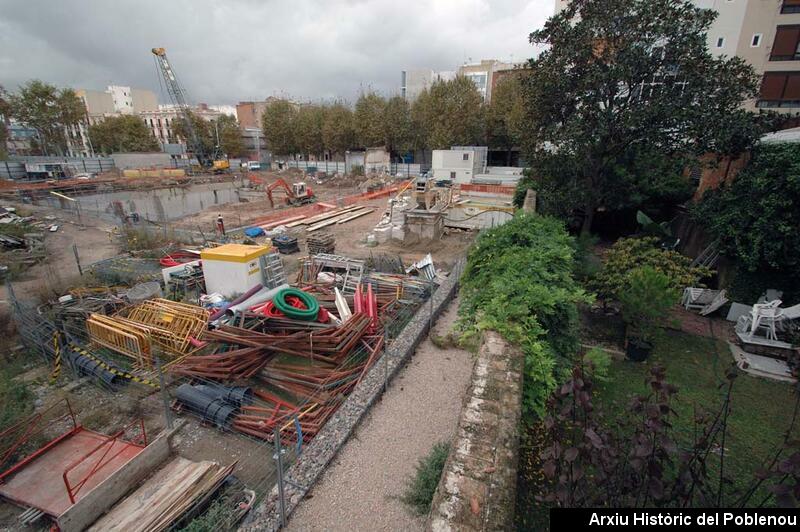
(581, 201, 595, 236)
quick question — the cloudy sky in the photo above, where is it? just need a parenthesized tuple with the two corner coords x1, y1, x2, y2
(0, 0, 554, 105)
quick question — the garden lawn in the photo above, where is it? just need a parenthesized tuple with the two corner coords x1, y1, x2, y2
(595, 330, 800, 503)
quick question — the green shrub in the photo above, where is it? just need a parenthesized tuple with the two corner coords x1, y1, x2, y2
(584, 347, 612, 382)
(459, 213, 590, 417)
(592, 237, 711, 301)
(400, 442, 450, 515)
(618, 266, 679, 345)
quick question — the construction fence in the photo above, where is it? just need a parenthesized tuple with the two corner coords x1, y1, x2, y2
(283, 160, 430, 178)
(4, 251, 443, 530)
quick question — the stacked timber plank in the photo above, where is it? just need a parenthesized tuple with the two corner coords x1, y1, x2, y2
(307, 231, 335, 254)
(88, 457, 234, 532)
(283, 205, 376, 232)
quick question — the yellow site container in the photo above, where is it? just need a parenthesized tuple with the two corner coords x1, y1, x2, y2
(200, 244, 271, 297)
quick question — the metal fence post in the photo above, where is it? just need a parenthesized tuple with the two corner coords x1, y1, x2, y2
(72, 243, 83, 276)
(429, 278, 435, 336)
(383, 324, 389, 393)
(273, 427, 287, 528)
(154, 354, 174, 429)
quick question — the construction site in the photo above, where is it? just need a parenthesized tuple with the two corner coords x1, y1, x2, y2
(0, 143, 521, 531)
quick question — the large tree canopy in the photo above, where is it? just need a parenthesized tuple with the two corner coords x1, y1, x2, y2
(486, 74, 526, 164)
(414, 76, 484, 150)
(321, 102, 355, 155)
(354, 92, 386, 148)
(9, 80, 84, 156)
(88, 115, 160, 155)
(261, 98, 297, 157)
(522, 0, 770, 233)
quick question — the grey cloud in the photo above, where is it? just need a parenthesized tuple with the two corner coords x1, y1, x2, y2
(0, 0, 553, 105)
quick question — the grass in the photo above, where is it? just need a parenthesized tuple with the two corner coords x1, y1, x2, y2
(515, 330, 800, 530)
(0, 354, 37, 435)
(593, 330, 800, 503)
(400, 441, 450, 515)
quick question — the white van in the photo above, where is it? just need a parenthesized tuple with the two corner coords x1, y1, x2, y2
(246, 161, 262, 171)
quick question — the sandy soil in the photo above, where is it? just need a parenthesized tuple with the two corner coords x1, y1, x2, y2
(286, 298, 474, 532)
(1, 203, 120, 304)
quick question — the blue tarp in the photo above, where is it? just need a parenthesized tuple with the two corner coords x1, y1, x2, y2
(244, 227, 265, 238)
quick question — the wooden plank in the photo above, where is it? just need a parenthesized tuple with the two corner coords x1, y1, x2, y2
(88, 457, 233, 532)
(306, 209, 368, 232)
(287, 206, 362, 227)
(335, 208, 375, 224)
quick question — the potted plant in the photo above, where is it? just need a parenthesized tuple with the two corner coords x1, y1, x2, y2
(618, 266, 678, 361)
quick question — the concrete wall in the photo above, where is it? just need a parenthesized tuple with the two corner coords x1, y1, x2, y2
(57, 431, 172, 532)
(427, 331, 524, 532)
(111, 152, 173, 170)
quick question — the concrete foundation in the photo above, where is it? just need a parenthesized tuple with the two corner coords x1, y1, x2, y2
(405, 209, 444, 240)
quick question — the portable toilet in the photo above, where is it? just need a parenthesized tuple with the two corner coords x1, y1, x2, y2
(200, 243, 270, 297)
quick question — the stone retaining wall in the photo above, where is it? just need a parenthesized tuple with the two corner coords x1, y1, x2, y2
(427, 331, 524, 532)
(240, 260, 465, 531)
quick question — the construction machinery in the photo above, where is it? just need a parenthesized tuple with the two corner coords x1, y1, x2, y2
(151, 48, 230, 173)
(266, 178, 316, 208)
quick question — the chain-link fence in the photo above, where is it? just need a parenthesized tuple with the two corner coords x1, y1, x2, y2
(4, 250, 442, 530)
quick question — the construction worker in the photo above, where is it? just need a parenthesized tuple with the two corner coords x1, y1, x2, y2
(216, 214, 225, 236)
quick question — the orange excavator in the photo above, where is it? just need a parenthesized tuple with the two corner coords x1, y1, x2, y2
(266, 178, 315, 208)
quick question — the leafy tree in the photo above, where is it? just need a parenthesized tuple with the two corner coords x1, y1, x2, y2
(694, 142, 800, 303)
(171, 110, 215, 158)
(322, 102, 355, 156)
(486, 74, 526, 165)
(88, 115, 160, 154)
(416, 76, 484, 149)
(382, 96, 413, 156)
(10, 80, 84, 155)
(0, 85, 9, 160)
(522, 0, 770, 234)
(293, 104, 325, 159)
(354, 92, 386, 148)
(261, 98, 297, 157)
(215, 114, 245, 158)
(592, 236, 711, 301)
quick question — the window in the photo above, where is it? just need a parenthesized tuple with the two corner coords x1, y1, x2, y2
(450, 171, 456, 180)
(782, 0, 800, 14)
(770, 26, 800, 60)
(757, 72, 800, 107)
(462, 153, 469, 161)
(751, 34, 762, 47)
(716, 37, 725, 48)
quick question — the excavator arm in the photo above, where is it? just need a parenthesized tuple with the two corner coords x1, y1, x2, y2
(266, 178, 295, 208)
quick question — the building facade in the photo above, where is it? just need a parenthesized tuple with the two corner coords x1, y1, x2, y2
(67, 85, 159, 156)
(139, 103, 223, 150)
(555, 0, 800, 113)
(401, 61, 523, 102)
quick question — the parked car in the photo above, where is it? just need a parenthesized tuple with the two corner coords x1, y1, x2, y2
(246, 161, 262, 171)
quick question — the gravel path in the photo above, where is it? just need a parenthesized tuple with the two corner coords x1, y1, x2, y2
(286, 297, 474, 532)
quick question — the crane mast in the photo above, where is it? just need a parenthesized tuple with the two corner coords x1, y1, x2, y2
(151, 47, 214, 167)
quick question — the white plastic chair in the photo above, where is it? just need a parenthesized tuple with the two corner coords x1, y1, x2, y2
(750, 300, 782, 340)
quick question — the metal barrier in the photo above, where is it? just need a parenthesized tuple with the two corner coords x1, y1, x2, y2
(62, 418, 147, 504)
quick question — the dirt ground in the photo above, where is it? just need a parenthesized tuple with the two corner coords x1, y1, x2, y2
(1, 203, 120, 305)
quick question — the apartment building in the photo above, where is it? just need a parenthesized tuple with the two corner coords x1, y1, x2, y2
(400, 69, 456, 101)
(67, 85, 159, 156)
(555, 0, 800, 113)
(401, 61, 525, 102)
(139, 103, 223, 149)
